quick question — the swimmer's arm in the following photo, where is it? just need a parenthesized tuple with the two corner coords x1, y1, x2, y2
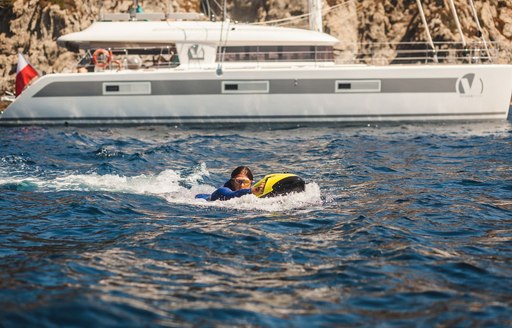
(209, 187, 252, 201)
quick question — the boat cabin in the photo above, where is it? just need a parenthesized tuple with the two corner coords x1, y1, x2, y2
(57, 13, 339, 71)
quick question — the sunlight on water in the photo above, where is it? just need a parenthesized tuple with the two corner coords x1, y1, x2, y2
(0, 122, 511, 327)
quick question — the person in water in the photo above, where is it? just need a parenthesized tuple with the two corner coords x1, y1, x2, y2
(196, 166, 264, 201)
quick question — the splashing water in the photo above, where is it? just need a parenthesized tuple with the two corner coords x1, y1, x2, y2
(0, 122, 511, 327)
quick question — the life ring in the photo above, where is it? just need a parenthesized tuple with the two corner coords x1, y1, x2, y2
(92, 49, 112, 68)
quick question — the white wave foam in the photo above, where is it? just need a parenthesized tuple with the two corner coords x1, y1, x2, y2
(1, 162, 322, 211)
(172, 182, 323, 212)
(52, 170, 182, 194)
(0, 167, 200, 194)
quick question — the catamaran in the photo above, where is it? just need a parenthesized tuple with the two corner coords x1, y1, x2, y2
(1, 0, 511, 125)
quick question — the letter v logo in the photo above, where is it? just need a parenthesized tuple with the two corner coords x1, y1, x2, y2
(457, 73, 483, 96)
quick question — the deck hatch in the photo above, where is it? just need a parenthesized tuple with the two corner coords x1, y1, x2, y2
(222, 81, 269, 94)
(335, 80, 381, 93)
(103, 82, 151, 95)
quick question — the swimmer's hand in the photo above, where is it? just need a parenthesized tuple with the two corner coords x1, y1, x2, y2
(251, 181, 265, 195)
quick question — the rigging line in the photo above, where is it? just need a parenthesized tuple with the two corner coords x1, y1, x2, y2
(251, 0, 356, 26)
(447, 0, 467, 47)
(467, 0, 492, 61)
(252, 12, 310, 25)
(416, 0, 438, 63)
(209, 0, 224, 15)
(200, 0, 211, 20)
(317, 0, 359, 22)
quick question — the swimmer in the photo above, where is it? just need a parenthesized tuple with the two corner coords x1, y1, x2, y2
(196, 166, 265, 201)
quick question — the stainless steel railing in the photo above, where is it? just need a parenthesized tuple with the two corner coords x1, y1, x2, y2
(335, 41, 509, 65)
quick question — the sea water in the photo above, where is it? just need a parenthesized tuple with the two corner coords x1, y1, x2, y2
(0, 121, 511, 327)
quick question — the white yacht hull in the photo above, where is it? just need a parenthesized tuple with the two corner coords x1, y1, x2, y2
(2, 64, 511, 125)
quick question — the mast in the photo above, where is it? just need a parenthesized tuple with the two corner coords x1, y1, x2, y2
(308, 0, 323, 33)
(216, 0, 228, 76)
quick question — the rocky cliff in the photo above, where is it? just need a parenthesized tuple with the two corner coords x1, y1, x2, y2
(0, 0, 511, 97)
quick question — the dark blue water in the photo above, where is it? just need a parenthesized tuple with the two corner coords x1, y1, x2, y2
(1, 122, 511, 327)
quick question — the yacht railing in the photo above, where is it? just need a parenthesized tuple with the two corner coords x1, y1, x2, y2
(336, 41, 508, 65)
(216, 41, 507, 66)
(71, 40, 508, 73)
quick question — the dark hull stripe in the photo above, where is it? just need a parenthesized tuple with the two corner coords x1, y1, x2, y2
(34, 78, 458, 97)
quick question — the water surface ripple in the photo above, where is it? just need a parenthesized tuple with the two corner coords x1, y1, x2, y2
(1, 122, 511, 327)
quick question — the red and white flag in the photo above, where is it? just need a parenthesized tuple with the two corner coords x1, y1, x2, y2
(15, 53, 39, 97)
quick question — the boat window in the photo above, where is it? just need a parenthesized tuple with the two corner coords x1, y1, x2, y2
(224, 84, 238, 91)
(103, 82, 152, 95)
(316, 46, 334, 61)
(217, 46, 333, 63)
(259, 46, 279, 61)
(335, 80, 381, 93)
(222, 81, 269, 94)
(105, 85, 120, 92)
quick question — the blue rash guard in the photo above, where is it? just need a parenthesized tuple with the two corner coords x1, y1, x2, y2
(195, 182, 252, 201)
(209, 187, 252, 201)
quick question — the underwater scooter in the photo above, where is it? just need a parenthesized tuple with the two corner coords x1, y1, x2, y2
(252, 173, 305, 198)
(195, 173, 306, 201)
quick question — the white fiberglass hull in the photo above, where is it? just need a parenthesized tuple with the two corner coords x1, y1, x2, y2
(2, 64, 511, 125)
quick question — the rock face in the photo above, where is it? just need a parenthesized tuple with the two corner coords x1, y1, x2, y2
(0, 0, 511, 94)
